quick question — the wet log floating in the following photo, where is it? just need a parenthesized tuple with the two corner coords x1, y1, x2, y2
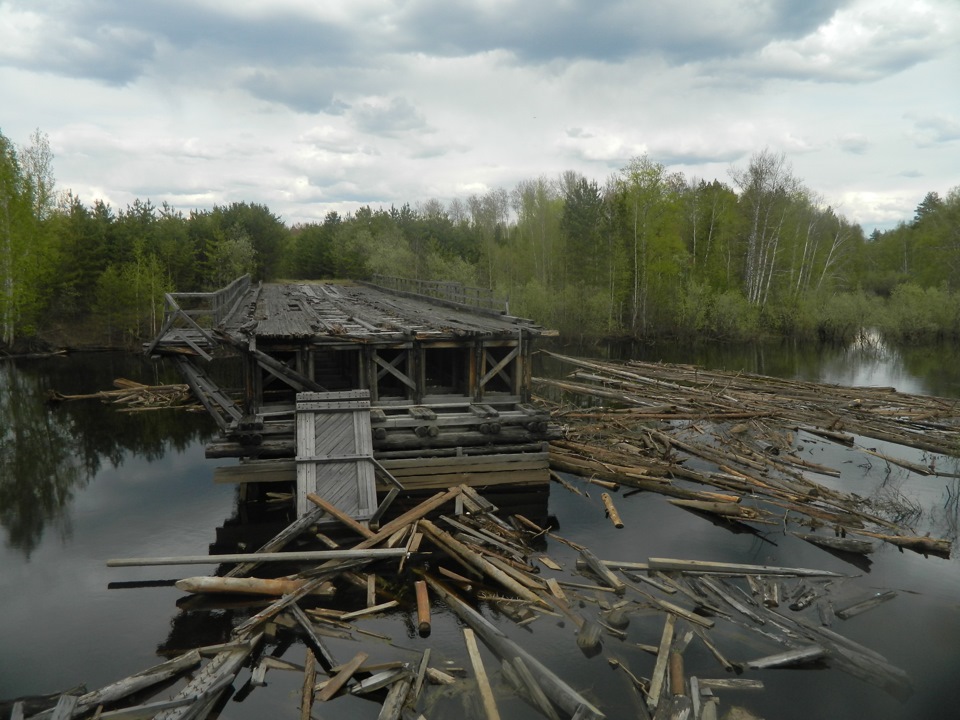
(601, 493, 624, 528)
(792, 532, 876, 555)
(847, 530, 951, 558)
(107, 548, 407, 566)
(25, 652, 201, 720)
(835, 590, 897, 620)
(174, 576, 335, 597)
(747, 645, 827, 669)
(642, 558, 846, 578)
(153, 633, 262, 720)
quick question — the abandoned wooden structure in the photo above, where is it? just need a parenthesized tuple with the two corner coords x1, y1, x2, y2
(146, 276, 558, 515)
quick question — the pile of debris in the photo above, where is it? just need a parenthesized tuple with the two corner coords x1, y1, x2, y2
(47, 378, 199, 412)
(536, 352, 956, 559)
(13, 480, 919, 720)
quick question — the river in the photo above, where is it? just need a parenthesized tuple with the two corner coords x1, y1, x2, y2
(1, 339, 959, 719)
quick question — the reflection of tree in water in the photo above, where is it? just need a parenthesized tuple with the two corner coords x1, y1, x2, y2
(0, 363, 85, 557)
(0, 354, 217, 558)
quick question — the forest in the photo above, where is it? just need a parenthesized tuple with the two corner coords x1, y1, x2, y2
(2, 128, 959, 350)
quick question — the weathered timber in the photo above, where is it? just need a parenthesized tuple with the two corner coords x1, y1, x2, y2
(579, 548, 627, 595)
(301, 650, 316, 720)
(316, 651, 368, 702)
(306, 492, 376, 538)
(224, 507, 327, 578)
(835, 590, 897, 620)
(645, 558, 845, 578)
(747, 645, 827, 669)
(415, 580, 431, 636)
(646, 613, 676, 712)
(464, 628, 502, 720)
(377, 671, 413, 720)
(107, 548, 406, 567)
(419, 519, 548, 607)
(792, 532, 876, 556)
(153, 633, 261, 720)
(174, 576, 335, 597)
(424, 575, 605, 720)
(601, 493, 624, 528)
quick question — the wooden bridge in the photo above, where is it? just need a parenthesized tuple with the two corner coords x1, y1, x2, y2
(147, 276, 558, 518)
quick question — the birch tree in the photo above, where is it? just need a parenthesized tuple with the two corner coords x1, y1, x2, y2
(730, 149, 797, 306)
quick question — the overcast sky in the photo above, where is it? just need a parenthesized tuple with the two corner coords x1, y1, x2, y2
(2, 0, 958, 233)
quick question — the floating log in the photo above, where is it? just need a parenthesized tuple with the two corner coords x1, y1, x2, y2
(747, 645, 826, 669)
(835, 590, 897, 620)
(378, 671, 413, 720)
(792, 533, 875, 555)
(174, 576, 334, 597)
(415, 580, 431, 636)
(578, 548, 626, 595)
(107, 548, 407, 567)
(645, 558, 845, 578)
(849, 530, 951, 558)
(601, 493, 624, 529)
(153, 633, 261, 720)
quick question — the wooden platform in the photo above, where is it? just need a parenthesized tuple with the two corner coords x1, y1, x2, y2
(295, 390, 377, 519)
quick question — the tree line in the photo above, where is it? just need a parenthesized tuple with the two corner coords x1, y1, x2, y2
(2, 128, 959, 349)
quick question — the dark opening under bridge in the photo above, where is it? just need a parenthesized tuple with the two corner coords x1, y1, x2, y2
(147, 275, 559, 520)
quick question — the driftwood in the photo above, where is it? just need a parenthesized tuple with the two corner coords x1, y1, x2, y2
(107, 548, 406, 567)
(424, 575, 605, 720)
(537, 352, 957, 560)
(175, 576, 335, 597)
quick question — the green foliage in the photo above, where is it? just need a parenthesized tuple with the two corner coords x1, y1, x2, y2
(8, 124, 960, 348)
(876, 284, 960, 343)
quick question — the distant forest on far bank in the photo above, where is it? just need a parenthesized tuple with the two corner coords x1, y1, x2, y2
(2, 128, 959, 350)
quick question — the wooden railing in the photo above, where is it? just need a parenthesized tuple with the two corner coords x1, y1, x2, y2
(145, 275, 251, 355)
(372, 275, 507, 314)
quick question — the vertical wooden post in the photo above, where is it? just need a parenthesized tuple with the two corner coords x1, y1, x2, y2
(415, 580, 431, 637)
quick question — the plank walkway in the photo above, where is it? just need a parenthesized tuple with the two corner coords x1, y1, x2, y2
(295, 390, 378, 519)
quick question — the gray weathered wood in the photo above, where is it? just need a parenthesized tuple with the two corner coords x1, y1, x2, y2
(747, 645, 826, 669)
(425, 575, 605, 720)
(107, 548, 405, 566)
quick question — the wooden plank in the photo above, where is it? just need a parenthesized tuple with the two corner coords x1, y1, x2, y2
(316, 652, 368, 702)
(464, 628, 501, 720)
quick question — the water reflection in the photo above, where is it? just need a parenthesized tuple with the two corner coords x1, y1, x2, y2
(574, 334, 960, 400)
(0, 354, 215, 558)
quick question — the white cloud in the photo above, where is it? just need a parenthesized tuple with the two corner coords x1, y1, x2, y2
(0, 0, 957, 233)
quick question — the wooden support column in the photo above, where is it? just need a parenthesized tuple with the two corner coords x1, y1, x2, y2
(473, 340, 484, 402)
(364, 346, 378, 402)
(410, 343, 424, 404)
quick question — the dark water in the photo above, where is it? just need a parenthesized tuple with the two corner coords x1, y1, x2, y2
(2, 341, 960, 719)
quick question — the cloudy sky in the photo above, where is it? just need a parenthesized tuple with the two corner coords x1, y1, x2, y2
(2, 0, 958, 233)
